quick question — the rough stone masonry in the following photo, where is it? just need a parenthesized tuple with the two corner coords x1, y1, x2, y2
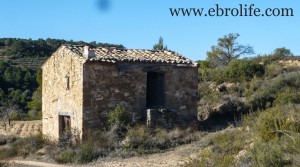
(42, 45, 199, 141)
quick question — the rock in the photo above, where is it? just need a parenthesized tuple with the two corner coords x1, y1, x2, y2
(36, 147, 47, 156)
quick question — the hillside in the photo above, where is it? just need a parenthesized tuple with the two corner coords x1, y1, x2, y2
(0, 38, 125, 121)
(0, 38, 124, 69)
(0, 37, 300, 166)
(0, 54, 299, 166)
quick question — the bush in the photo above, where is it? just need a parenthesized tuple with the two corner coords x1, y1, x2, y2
(255, 105, 300, 141)
(186, 129, 248, 167)
(211, 129, 247, 155)
(250, 142, 290, 167)
(225, 59, 264, 82)
(202, 68, 225, 84)
(247, 72, 300, 110)
(77, 142, 94, 164)
(254, 54, 285, 65)
(10, 111, 29, 121)
(54, 149, 76, 164)
(108, 105, 132, 139)
(58, 130, 73, 149)
(0, 134, 45, 160)
(108, 105, 131, 128)
(274, 91, 300, 106)
(124, 126, 203, 155)
(0, 137, 7, 146)
(28, 110, 42, 120)
(124, 125, 155, 154)
(265, 63, 282, 78)
(248, 105, 300, 166)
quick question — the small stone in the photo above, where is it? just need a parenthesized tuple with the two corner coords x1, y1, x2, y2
(36, 148, 47, 156)
(180, 106, 186, 110)
(112, 71, 118, 77)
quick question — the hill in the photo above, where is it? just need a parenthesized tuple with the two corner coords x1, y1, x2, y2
(0, 38, 124, 120)
(0, 37, 299, 166)
(0, 38, 124, 69)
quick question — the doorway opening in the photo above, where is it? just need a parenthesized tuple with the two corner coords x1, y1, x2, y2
(146, 72, 165, 108)
(59, 115, 71, 137)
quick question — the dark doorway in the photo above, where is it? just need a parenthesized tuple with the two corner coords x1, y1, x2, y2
(146, 72, 165, 108)
(59, 115, 71, 136)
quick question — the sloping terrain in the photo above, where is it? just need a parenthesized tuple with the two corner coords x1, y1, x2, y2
(0, 121, 42, 138)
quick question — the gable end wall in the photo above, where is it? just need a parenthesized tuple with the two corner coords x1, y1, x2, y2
(42, 47, 85, 141)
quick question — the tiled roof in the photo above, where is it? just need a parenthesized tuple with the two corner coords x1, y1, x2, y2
(65, 45, 197, 66)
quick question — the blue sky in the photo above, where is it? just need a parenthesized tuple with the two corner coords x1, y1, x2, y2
(0, 0, 299, 60)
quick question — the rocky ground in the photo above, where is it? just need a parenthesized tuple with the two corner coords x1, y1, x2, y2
(0, 121, 217, 167)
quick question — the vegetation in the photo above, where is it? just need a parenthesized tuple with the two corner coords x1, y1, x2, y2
(189, 34, 300, 166)
(207, 33, 254, 67)
(0, 38, 124, 121)
(1, 35, 300, 166)
(153, 36, 168, 50)
(0, 38, 124, 59)
(0, 134, 45, 160)
(225, 59, 264, 82)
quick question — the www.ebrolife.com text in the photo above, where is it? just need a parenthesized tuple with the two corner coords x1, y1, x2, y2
(170, 4, 294, 17)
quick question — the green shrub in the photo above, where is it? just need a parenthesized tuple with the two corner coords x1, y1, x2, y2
(54, 148, 76, 164)
(247, 72, 300, 110)
(250, 142, 288, 167)
(254, 54, 284, 65)
(108, 105, 131, 127)
(211, 129, 247, 155)
(225, 59, 264, 82)
(255, 105, 300, 141)
(58, 130, 73, 149)
(107, 105, 132, 140)
(244, 104, 300, 166)
(0, 134, 45, 160)
(0, 137, 7, 146)
(198, 61, 210, 81)
(284, 65, 300, 73)
(124, 125, 155, 154)
(77, 142, 95, 164)
(203, 68, 225, 84)
(186, 129, 246, 167)
(10, 111, 29, 120)
(124, 126, 203, 155)
(274, 91, 300, 106)
(0, 148, 17, 160)
(265, 63, 282, 78)
(28, 110, 42, 120)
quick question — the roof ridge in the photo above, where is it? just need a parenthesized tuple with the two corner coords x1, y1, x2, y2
(62, 45, 196, 66)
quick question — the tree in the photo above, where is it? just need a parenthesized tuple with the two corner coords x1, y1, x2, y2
(27, 69, 42, 119)
(274, 47, 293, 57)
(153, 36, 168, 50)
(0, 101, 19, 130)
(207, 33, 254, 67)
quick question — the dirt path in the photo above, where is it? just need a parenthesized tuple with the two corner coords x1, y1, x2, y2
(89, 134, 210, 167)
(6, 140, 205, 167)
(3, 160, 69, 167)
(0, 121, 215, 167)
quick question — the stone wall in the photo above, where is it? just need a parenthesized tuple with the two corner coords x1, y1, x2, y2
(42, 46, 86, 141)
(82, 62, 198, 133)
(43, 48, 198, 141)
(147, 109, 177, 129)
(82, 62, 147, 132)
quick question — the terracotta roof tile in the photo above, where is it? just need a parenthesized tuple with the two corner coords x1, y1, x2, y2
(64, 45, 197, 66)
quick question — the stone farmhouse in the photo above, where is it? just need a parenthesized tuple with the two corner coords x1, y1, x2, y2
(42, 45, 199, 141)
